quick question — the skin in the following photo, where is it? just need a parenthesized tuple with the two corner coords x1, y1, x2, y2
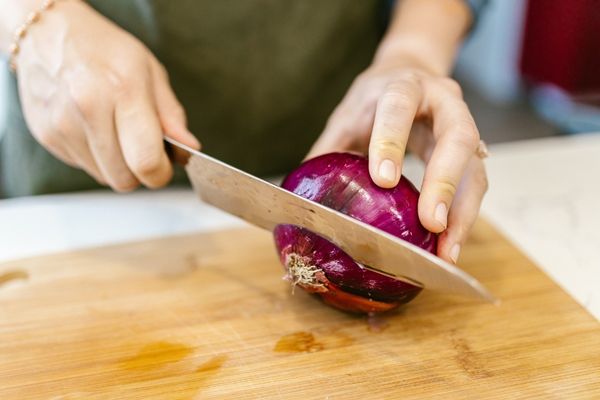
(1, 0, 487, 264)
(0, 0, 200, 190)
(308, 0, 487, 264)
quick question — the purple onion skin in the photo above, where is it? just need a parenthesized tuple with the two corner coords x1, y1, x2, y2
(273, 152, 438, 311)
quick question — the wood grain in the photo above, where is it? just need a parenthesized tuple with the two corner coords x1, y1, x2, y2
(1, 220, 599, 399)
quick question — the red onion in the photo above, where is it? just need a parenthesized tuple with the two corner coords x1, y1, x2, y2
(273, 153, 438, 314)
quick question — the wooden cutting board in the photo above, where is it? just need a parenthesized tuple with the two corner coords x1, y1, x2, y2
(1, 220, 599, 399)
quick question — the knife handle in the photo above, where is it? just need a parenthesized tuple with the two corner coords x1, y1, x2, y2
(163, 137, 192, 166)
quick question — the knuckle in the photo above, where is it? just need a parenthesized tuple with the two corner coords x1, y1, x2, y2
(451, 118, 480, 149)
(50, 109, 71, 133)
(110, 66, 141, 100)
(111, 175, 140, 192)
(87, 134, 113, 155)
(435, 177, 458, 199)
(112, 60, 148, 92)
(372, 139, 404, 155)
(482, 175, 490, 193)
(130, 150, 164, 177)
(72, 89, 96, 117)
(109, 72, 133, 95)
(474, 168, 489, 193)
(153, 170, 173, 188)
(376, 118, 407, 141)
(397, 70, 420, 83)
(352, 71, 369, 86)
(452, 223, 470, 243)
(35, 129, 59, 149)
(121, 44, 148, 69)
(379, 91, 414, 114)
(439, 77, 462, 97)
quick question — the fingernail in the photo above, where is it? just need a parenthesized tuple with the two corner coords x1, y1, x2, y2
(449, 243, 461, 264)
(434, 203, 448, 229)
(378, 159, 397, 183)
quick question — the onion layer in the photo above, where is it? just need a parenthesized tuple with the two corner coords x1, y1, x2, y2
(273, 153, 438, 314)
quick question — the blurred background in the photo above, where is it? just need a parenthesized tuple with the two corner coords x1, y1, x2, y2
(457, 0, 600, 143)
(0, 60, 5, 135)
(1, 0, 599, 152)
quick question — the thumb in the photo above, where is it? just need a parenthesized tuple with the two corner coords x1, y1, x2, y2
(306, 109, 369, 160)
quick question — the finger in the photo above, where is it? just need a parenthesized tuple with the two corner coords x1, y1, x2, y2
(23, 114, 78, 168)
(368, 76, 422, 188)
(16, 68, 104, 183)
(28, 110, 104, 183)
(115, 76, 173, 189)
(83, 108, 140, 192)
(437, 157, 488, 263)
(48, 101, 106, 184)
(61, 77, 139, 192)
(150, 59, 200, 150)
(418, 79, 480, 233)
(17, 88, 79, 170)
(62, 140, 107, 185)
(36, 130, 79, 169)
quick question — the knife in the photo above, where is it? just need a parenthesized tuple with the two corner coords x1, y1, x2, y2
(165, 137, 497, 303)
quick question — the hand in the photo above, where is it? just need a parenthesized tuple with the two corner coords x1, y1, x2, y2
(15, 0, 199, 191)
(308, 58, 488, 264)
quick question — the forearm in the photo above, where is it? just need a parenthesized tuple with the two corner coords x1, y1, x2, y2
(0, 0, 52, 54)
(374, 0, 473, 76)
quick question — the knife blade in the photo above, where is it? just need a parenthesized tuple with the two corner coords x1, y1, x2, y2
(165, 137, 497, 303)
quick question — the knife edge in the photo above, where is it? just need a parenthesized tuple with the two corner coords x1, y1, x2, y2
(165, 137, 498, 304)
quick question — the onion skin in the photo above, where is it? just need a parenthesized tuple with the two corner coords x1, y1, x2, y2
(273, 152, 438, 314)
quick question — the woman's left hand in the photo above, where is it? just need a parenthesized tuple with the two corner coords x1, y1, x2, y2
(307, 58, 488, 264)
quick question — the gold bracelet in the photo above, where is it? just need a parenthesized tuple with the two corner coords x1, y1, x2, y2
(8, 0, 69, 72)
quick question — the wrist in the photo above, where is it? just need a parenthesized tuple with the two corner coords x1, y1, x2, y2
(5, 0, 84, 70)
(373, 38, 450, 76)
(373, 0, 472, 77)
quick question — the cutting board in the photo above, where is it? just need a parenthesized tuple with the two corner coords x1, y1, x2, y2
(1, 220, 599, 399)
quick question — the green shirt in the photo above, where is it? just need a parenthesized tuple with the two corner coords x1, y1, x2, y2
(0, 0, 385, 197)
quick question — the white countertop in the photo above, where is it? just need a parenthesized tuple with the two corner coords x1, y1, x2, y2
(481, 134, 600, 321)
(1, 134, 599, 320)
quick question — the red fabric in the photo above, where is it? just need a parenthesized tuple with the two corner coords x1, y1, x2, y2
(520, 0, 600, 94)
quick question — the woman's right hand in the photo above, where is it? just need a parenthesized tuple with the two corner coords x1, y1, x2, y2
(15, 0, 199, 191)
